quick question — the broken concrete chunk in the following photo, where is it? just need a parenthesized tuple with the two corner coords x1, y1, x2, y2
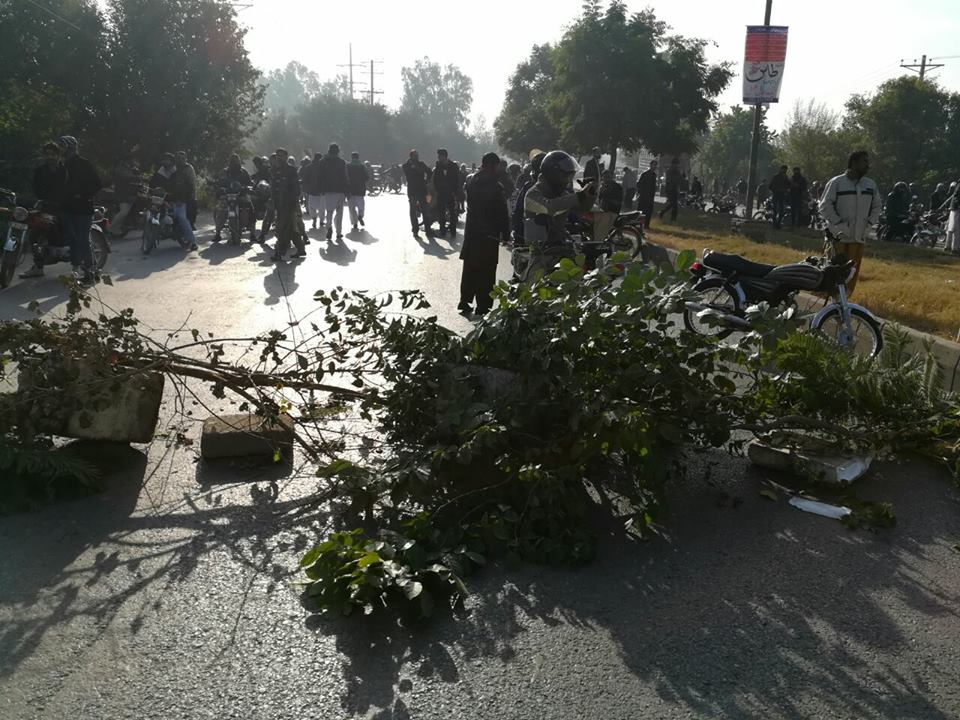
(747, 434, 873, 485)
(200, 413, 294, 460)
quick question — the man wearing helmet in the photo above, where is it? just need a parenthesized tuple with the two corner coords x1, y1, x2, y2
(55, 136, 103, 285)
(523, 150, 596, 277)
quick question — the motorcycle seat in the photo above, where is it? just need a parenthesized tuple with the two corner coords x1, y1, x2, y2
(764, 262, 823, 291)
(702, 251, 776, 278)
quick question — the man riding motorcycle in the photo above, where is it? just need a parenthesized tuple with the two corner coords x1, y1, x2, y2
(213, 153, 252, 242)
(20, 142, 66, 279)
(523, 150, 596, 277)
(149, 152, 196, 251)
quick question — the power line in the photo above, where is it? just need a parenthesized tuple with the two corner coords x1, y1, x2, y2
(337, 43, 367, 100)
(900, 54, 946, 81)
(361, 59, 384, 105)
(19, 0, 95, 37)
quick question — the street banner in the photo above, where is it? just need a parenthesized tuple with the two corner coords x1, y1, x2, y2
(743, 25, 788, 104)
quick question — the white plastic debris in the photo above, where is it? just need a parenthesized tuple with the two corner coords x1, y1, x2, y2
(788, 497, 852, 520)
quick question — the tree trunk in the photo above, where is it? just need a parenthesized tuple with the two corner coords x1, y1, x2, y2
(608, 147, 618, 173)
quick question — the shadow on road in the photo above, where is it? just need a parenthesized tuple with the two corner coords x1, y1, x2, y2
(414, 234, 456, 259)
(263, 261, 302, 306)
(198, 239, 252, 266)
(318, 238, 358, 266)
(346, 228, 380, 246)
(313, 451, 960, 719)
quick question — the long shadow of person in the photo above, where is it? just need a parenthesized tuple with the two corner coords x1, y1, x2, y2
(262, 259, 302, 306)
(345, 229, 380, 246)
(319, 238, 358, 267)
(414, 234, 455, 259)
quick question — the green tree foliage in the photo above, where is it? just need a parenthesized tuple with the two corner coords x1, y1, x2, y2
(844, 77, 959, 191)
(495, 2, 731, 168)
(775, 100, 857, 186)
(264, 61, 323, 115)
(494, 44, 561, 156)
(400, 57, 474, 134)
(698, 106, 776, 190)
(0, 0, 263, 193)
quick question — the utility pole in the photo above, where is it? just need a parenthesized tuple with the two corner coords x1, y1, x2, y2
(337, 43, 366, 100)
(744, 0, 773, 221)
(364, 59, 384, 105)
(900, 55, 945, 81)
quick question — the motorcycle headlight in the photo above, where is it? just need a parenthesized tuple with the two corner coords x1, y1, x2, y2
(13, 206, 28, 222)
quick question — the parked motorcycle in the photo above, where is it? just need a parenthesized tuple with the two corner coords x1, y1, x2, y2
(0, 189, 27, 288)
(680, 192, 707, 211)
(684, 243, 883, 357)
(511, 211, 645, 282)
(214, 181, 256, 244)
(141, 189, 184, 255)
(910, 211, 947, 248)
(707, 194, 740, 216)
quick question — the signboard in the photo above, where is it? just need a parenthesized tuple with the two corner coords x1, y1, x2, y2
(743, 25, 788, 104)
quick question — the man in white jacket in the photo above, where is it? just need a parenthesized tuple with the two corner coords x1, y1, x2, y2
(818, 150, 881, 296)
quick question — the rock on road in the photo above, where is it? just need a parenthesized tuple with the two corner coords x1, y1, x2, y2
(1, 194, 960, 720)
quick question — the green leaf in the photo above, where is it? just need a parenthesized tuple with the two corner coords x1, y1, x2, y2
(403, 580, 423, 600)
(357, 552, 381, 569)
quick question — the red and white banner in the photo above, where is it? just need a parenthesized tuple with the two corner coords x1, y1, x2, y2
(742, 26, 788, 104)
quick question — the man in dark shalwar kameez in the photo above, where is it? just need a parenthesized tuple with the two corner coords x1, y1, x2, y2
(458, 152, 510, 316)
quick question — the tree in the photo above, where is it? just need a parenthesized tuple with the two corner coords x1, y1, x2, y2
(776, 100, 857, 185)
(495, 2, 732, 170)
(494, 44, 561, 157)
(264, 61, 322, 115)
(844, 77, 955, 192)
(400, 58, 473, 134)
(698, 106, 776, 191)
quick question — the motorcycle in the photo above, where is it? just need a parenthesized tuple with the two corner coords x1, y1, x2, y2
(141, 189, 184, 255)
(910, 210, 947, 248)
(707, 194, 740, 216)
(511, 211, 645, 282)
(683, 239, 884, 357)
(214, 181, 256, 244)
(366, 166, 383, 197)
(0, 188, 27, 288)
(13, 201, 110, 282)
(680, 192, 707, 211)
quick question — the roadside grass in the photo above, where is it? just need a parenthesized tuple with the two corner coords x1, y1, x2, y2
(647, 209, 960, 341)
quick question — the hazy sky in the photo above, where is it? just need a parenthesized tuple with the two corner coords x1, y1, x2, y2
(240, 0, 960, 132)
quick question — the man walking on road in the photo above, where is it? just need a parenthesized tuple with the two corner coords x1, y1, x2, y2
(271, 148, 306, 261)
(318, 144, 349, 241)
(56, 136, 105, 284)
(346, 151, 369, 232)
(403, 149, 433, 238)
(819, 150, 881, 296)
(658, 158, 682, 222)
(459, 152, 510, 316)
(637, 159, 658, 228)
(302, 152, 324, 231)
(770, 165, 791, 229)
(583, 147, 603, 184)
(433, 148, 459, 237)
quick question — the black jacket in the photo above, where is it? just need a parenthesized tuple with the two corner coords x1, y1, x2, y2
(318, 155, 349, 195)
(790, 173, 807, 198)
(403, 159, 432, 197)
(346, 162, 369, 196)
(461, 170, 509, 266)
(637, 169, 657, 202)
(275, 163, 301, 211)
(584, 158, 603, 182)
(61, 155, 103, 214)
(599, 180, 624, 213)
(433, 160, 460, 195)
(33, 162, 65, 203)
(770, 173, 792, 198)
(149, 168, 192, 204)
(218, 166, 251, 188)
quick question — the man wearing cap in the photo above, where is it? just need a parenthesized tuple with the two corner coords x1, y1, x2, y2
(55, 136, 103, 285)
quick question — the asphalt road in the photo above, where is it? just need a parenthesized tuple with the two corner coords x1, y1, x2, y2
(2, 195, 960, 719)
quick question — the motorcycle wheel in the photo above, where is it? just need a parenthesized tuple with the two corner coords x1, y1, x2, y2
(610, 226, 642, 259)
(812, 306, 883, 359)
(0, 242, 24, 289)
(707, 206, 719, 215)
(684, 277, 742, 340)
(141, 224, 157, 255)
(368, 184, 382, 197)
(91, 232, 109, 270)
(752, 211, 766, 221)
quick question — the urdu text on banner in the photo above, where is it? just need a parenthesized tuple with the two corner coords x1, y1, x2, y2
(743, 26, 788, 104)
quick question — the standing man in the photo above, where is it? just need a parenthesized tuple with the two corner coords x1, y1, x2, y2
(736, 177, 748, 205)
(789, 166, 808, 227)
(403, 149, 433, 238)
(458, 152, 510, 316)
(346, 151, 369, 232)
(819, 150, 881, 296)
(20, 142, 65, 279)
(769, 165, 792, 229)
(55, 136, 104, 285)
(271, 148, 306, 261)
(110, 150, 141, 238)
(583, 147, 603, 184)
(621, 166, 637, 210)
(302, 152, 324, 230)
(637, 160, 658, 228)
(658, 158, 682, 223)
(598, 170, 624, 213)
(318, 143, 349, 242)
(175, 151, 197, 230)
(433, 148, 459, 237)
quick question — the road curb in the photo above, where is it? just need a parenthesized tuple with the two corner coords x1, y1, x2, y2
(648, 241, 960, 392)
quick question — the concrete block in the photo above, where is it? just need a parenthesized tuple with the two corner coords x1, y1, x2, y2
(748, 435, 873, 485)
(201, 413, 294, 460)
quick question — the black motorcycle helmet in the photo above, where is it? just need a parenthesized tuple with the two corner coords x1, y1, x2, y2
(539, 150, 579, 194)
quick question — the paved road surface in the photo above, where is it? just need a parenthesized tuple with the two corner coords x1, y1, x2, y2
(2, 195, 960, 719)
